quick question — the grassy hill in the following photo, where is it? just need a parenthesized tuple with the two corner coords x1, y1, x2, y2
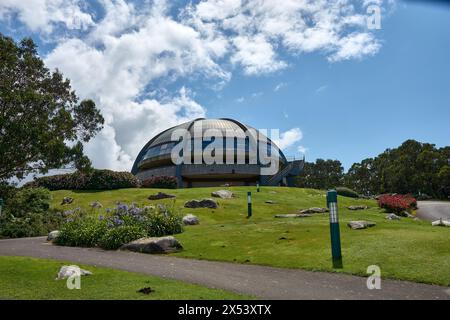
(50, 187, 450, 286)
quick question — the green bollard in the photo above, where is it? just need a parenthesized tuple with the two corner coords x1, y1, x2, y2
(247, 192, 252, 218)
(327, 190, 343, 268)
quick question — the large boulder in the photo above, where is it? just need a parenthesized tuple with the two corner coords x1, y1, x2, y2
(211, 190, 233, 199)
(431, 219, 450, 227)
(148, 192, 176, 200)
(120, 236, 183, 254)
(184, 199, 218, 209)
(47, 230, 60, 241)
(56, 265, 92, 280)
(347, 221, 376, 230)
(348, 205, 368, 211)
(275, 213, 313, 218)
(183, 214, 199, 225)
(300, 207, 329, 214)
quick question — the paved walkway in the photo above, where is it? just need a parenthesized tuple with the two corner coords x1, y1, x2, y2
(417, 201, 450, 221)
(0, 237, 448, 300)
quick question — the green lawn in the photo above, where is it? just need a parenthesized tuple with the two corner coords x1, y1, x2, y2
(0, 256, 252, 300)
(50, 187, 450, 286)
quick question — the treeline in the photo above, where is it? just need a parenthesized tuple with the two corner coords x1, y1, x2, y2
(295, 140, 450, 199)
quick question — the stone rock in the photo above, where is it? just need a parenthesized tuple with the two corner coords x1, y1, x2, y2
(147, 192, 176, 200)
(347, 221, 376, 230)
(265, 200, 276, 204)
(56, 265, 92, 280)
(184, 199, 218, 209)
(211, 190, 233, 199)
(385, 213, 401, 220)
(348, 205, 368, 211)
(275, 213, 313, 218)
(431, 219, 450, 227)
(47, 230, 60, 241)
(120, 236, 183, 254)
(90, 201, 103, 209)
(182, 214, 199, 225)
(60, 197, 74, 205)
(300, 207, 329, 214)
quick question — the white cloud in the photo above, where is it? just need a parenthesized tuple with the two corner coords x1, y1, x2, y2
(274, 128, 303, 150)
(0, 0, 94, 34)
(298, 145, 308, 154)
(315, 85, 328, 94)
(0, 0, 392, 171)
(274, 82, 287, 92)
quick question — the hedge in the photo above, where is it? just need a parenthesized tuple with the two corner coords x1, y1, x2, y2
(25, 170, 139, 190)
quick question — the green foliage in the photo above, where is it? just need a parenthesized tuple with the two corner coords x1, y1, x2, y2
(55, 203, 183, 249)
(336, 187, 360, 198)
(55, 217, 108, 247)
(144, 211, 184, 237)
(295, 159, 344, 190)
(25, 169, 139, 190)
(345, 140, 450, 198)
(0, 187, 64, 238)
(0, 34, 104, 182)
(98, 226, 146, 250)
(141, 176, 178, 189)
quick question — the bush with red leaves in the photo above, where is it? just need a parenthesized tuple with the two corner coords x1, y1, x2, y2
(377, 194, 417, 214)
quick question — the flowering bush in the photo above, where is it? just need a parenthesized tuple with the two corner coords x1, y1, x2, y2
(25, 170, 139, 190)
(377, 194, 417, 215)
(141, 176, 177, 189)
(55, 202, 183, 249)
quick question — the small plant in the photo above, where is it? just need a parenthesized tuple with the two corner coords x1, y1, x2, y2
(336, 187, 360, 198)
(141, 176, 177, 189)
(99, 226, 146, 250)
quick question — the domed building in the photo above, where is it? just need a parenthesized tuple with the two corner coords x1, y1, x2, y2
(131, 118, 304, 188)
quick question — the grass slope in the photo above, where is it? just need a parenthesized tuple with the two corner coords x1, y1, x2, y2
(50, 187, 450, 286)
(0, 256, 252, 300)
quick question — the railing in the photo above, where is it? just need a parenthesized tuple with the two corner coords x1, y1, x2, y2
(266, 162, 294, 185)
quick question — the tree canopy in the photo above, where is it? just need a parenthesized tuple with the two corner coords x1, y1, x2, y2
(0, 34, 104, 182)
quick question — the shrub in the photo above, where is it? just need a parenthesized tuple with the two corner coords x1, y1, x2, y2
(377, 194, 417, 214)
(55, 217, 107, 247)
(336, 187, 360, 198)
(0, 187, 64, 238)
(54, 202, 183, 249)
(141, 176, 177, 189)
(25, 169, 139, 190)
(98, 226, 146, 250)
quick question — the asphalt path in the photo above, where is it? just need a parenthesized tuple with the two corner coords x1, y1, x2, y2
(417, 201, 450, 221)
(0, 237, 448, 300)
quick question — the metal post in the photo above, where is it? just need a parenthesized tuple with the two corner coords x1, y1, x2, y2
(256, 182, 260, 192)
(247, 192, 252, 218)
(327, 190, 342, 268)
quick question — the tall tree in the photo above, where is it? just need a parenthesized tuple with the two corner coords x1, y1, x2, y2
(296, 159, 344, 190)
(0, 34, 104, 181)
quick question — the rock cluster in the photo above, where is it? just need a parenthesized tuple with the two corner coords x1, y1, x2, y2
(347, 221, 376, 230)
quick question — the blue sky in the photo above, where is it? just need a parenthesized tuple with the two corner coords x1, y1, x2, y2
(1, 0, 449, 171)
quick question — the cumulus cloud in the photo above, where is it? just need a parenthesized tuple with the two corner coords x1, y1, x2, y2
(0, 0, 391, 171)
(0, 0, 94, 34)
(274, 128, 304, 150)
